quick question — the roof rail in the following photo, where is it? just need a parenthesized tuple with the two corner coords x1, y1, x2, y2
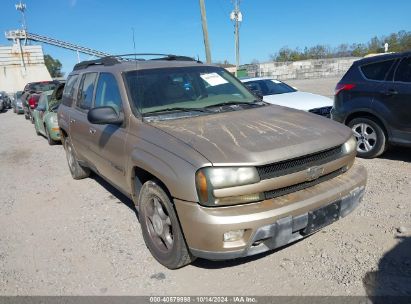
(73, 53, 202, 71)
(111, 53, 201, 62)
(73, 57, 120, 71)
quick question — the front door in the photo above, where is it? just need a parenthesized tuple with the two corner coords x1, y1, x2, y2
(391, 57, 411, 141)
(88, 72, 128, 189)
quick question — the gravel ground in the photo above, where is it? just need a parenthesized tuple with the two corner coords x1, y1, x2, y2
(0, 80, 410, 296)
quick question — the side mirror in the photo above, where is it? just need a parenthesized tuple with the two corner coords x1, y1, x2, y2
(87, 106, 123, 125)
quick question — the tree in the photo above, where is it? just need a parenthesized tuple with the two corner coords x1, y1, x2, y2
(44, 54, 63, 78)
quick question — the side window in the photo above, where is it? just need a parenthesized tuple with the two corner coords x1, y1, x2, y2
(94, 73, 123, 113)
(62, 75, 79, 106)
(77, 73, 97, 110)
(394, 57, 411, 83)
(360, 59, 396, 81)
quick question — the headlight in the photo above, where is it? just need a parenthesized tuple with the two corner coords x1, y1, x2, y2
(343, 136, 357, 155)
(195, 167, 261, 206)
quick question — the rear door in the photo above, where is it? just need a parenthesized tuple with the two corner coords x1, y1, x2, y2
(69, 72, 98, 164)
(88, 72, 128, 189)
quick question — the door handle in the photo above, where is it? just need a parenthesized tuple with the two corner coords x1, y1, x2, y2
(381, 89, 398, 96)
(70, 119, 76, 124)
(89, 128, 96, 134)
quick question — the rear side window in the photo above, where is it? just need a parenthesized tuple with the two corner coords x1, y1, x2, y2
(395, 57, 411, 83)
(62, 75, 79, 106)
(360, 59, 396, 81)
(77, 73, 97, 110)
(94, 73, 123, 114)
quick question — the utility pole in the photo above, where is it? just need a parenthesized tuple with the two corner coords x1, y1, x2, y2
(199, 0, 212, 64)
(230, 0, 242, 76)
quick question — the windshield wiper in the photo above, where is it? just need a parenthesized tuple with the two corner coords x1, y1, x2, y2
(204, 100, 262, 108)
(143, 107, 212, 115)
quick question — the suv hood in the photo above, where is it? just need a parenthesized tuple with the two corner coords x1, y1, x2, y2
(151, 105, 351, 166)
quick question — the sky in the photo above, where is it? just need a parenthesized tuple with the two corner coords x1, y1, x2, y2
(0, 0, 410, 75)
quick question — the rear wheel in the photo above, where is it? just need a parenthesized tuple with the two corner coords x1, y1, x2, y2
(138, 180, 194, 269)
(64, 136, 90, 179)
(348, 117, 387, 159)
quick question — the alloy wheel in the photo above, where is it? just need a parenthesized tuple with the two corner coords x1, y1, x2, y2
(352, 123, 377, 153)
(144, 196, 174, 254)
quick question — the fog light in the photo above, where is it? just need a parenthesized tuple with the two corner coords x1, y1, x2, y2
(215, 193, 262, 206)
(223, 229, 245, 242)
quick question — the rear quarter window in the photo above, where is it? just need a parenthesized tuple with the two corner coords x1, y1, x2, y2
(360, 59, 396, 81)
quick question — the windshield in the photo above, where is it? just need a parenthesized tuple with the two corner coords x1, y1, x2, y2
(31, 82, 58, 92)
(125, 66, 256, 115)
(263, 80, 296, 95)
(245, 79, 296, 96)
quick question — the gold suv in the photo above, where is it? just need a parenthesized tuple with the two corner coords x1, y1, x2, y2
(58, 54, 367, 269)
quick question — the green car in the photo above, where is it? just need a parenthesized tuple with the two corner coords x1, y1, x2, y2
(33, 83, 65, 145)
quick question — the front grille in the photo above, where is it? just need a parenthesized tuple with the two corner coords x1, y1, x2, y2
(264, 167, 346, 200)
(257, 145, 343, 180)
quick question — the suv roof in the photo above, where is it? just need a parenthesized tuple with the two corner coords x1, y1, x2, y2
(71, 54, 205, 73)
(354, 51, 411, 65)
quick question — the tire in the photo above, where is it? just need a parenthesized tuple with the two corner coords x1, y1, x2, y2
(64, 136, 90, 179)
(45, 126, 58, 145)
(34, 123, 40, 136)
(348, 117, 387, 159)
(30, 114, 34, 124)
(138, 180, 195, 269)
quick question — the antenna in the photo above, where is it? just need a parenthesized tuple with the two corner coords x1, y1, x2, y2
(131, 28, 143, 120)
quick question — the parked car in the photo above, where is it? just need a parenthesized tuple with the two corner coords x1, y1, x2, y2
(12, 91, 24, 114)
(332, 51, 411, 158)
(23, 92, 40, 123)
(58, 55, 367, 269)
(23, 80, 60, 93)
(0, 99, 4, 112)
(241, 77, 333, 117)
(33, 83, 65, 145)
(0, 91, 11, 110)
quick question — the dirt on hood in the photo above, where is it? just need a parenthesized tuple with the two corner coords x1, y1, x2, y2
(150, 105, 352, 165)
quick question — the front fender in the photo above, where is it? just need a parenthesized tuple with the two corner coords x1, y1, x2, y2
(127, 141, 200, 203)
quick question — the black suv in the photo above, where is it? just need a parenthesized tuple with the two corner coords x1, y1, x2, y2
(332, 51, 411, 158)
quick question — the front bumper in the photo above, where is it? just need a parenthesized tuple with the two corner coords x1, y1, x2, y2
(174, 164, 367, 260)
(16, 106, 24, 114)
(48, 125, 61, 141)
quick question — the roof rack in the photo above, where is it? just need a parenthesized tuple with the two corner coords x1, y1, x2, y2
(73, 53, 202, 70)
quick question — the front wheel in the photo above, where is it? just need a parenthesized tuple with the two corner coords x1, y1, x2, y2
(64, 136, 90, 179)
(45, 126, 58, 145)
(138, 180, 195, 269)
(348, 117, 387, 159)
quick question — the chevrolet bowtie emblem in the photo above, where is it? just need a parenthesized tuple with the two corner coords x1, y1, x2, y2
(306, 166, 324, 181)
